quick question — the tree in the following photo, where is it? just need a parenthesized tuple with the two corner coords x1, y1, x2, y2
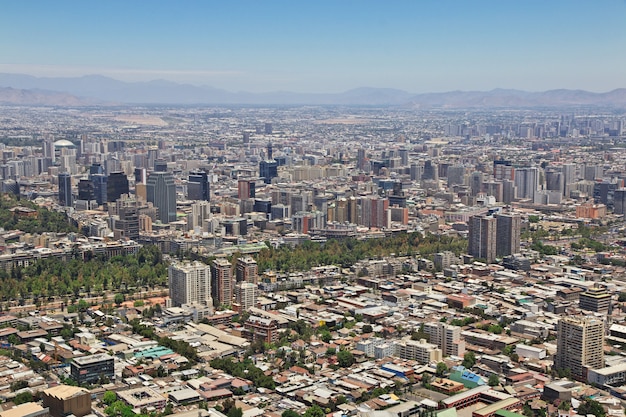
(114, 293, 124, 306)
(435, 362, 448, 377)
(103, 391, 117, 405)
(577, 398, 605, 417)
(282, 411, 300, 417)
(303, 405, 325, 417)
(421, 372, 431, 387)
(462, 351, 476, 369)
(337, 349, 355, 368)
(14, 391, 33, 405)
(488, 374, 500, 387)
(362, 324, 373, 334)
(227, 408, 243, 417)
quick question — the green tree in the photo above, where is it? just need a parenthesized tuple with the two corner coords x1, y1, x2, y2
(103, 391, 117, 405)
(488, 374, 500, 386)
(435, 362, 448, 377)
(303, 405, 325, 417)
(462, 351, 476, 369)
(362, 324, 373, 333)
(282, 411, 300, 417)
(114, 293, 124, 306)
(13, 391, 33, 405)
(227, 407, 243, 417)
(337, 349, 355, 368)
(577, 398, 605, 417)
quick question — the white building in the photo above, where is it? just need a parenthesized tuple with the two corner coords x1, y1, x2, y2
(168, 261, 212, 307)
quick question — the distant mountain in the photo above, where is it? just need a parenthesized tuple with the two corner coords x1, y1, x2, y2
(0, 73, 625, 107)
(0, 86, 97, 106)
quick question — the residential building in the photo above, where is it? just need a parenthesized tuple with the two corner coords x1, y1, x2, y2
(169, 261, 212, 308)
(211, 259, 233, 308)
(554, 316, 604, 380)
(468, 214, 497, 263)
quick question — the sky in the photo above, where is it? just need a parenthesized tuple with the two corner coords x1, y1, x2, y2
(1, 0, 625, 93)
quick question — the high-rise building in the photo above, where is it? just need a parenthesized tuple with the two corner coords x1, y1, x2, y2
(468, 214, 497, 263)
(359, 196, 389, 229)
(495, 213, 521, 257)
(259, 160, 278, 184)
(514, 167, 539, 200)
(187, 201, 211, 232)
(235, 282, 258, 312)
(77, 179, 95, 201)
(562, 163, 577, 197)
(168, 261, 212, 308)
(614, 188, 626, 215)
(146, 171, 176, 224)
(58, 172, 72, 207)
(236, 256, 258, 284)
(555, 316, 604, 380)
(211, 259, 232, 308)
(106, 172, 129, 203)
(423, 322, 465, 357)
(188, 171, 210, 201)
(238, 178, 256, 200)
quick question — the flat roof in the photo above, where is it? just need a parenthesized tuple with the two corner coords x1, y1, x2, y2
(73, 353, 114, 365)
(43, 384, 89, 400)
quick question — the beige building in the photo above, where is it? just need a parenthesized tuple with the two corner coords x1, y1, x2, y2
(394, 338, 442, 364)
(42, 385, 91, 417)
(555, 316, 604, 379)
(424, 322, 465, 357)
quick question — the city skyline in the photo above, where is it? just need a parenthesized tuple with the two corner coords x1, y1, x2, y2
(1, 1, 625, 94)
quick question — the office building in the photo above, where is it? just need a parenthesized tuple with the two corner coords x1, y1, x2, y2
(555, 316, 604, 380)
(614, 188, 626, 215)
(187, 200, 211, 232)
(236, 256, 258, 284)
(58, 172, 72, 207)
(468, 214, 497, 263)
(514, 167, 539, 200)
(238, 178, 256, 200)
(495, 213, 521, 257)
(579, 285, 611, 314)
(211, 259, 233, 308)
(146, 171, 176, 224)
(188, 171, 210, 201)
(260, 160, 278, 184)
(106, 172, 129, 203)
(168, 261, 212, 308)
(70, 353, 115, 385)
(359, 196, 389, 229)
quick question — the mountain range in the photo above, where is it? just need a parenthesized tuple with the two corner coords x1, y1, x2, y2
(0, 73, 625, 108)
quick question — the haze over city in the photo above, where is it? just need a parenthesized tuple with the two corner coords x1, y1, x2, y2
(1, 0, 626, 93)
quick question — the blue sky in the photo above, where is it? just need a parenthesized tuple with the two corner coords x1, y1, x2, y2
(1, 0, 625, 93)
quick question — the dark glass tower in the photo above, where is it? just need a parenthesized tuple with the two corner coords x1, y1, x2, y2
(188, 171, 210, 201)
(146, 171, 176, 223)
(58, 172, 72, 207)
(107, 172, 129, 202)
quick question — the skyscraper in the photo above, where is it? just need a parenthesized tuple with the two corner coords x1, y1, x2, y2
(211, 259, 233, 308)
(259, 160, 278, 184)
(238, 178, 256, 200)
(514, 167, 539, 201)
(188, 171, 210, 201)
(614, 188, 626, 215)
(168, 261, 212, 307)
(146, 171, 176, 224)
(468, 214, 497, 263)
(495, 213, 521, 257)
(106, 172, 129, 203)
(555, 316, 604, 380)
(58, 172, 72, 207)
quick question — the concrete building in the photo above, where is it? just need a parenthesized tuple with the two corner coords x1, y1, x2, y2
(235, 282, 258, 312)
(579, 285, 612, 314)
(168, 261, 212, 308)
(495, 213, 521, 257)
(468, 214, 497, 263)
(70, 353, 115, 385)
(0, 403, 50, 417)
(424, 322, 465, 357)
(211, 258, 233, 308)
(146, 171, 176, 224)
(236, 256, 258, 284)
(555, 316, 604, 380)
(394, 338, 442, 364)
(42, 385, 91, 417)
